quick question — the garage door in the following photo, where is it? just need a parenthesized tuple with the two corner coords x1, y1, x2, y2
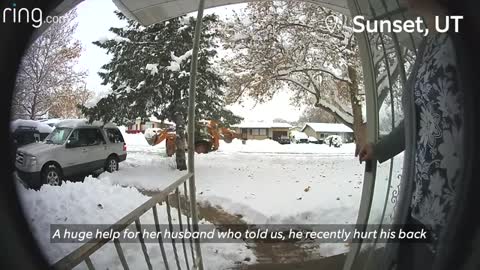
(272, 131, 287, 141)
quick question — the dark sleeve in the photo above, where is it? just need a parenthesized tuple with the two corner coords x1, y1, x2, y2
(373, 120, 405, 163)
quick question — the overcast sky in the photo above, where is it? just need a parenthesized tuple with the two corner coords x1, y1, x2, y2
(72, 0, 305, 122)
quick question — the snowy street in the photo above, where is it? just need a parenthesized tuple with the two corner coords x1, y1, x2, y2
(17, 133, 365, 269)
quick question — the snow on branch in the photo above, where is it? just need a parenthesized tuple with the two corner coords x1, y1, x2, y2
(316, 99, 354, 126)
(145, 64, 159, 75)
(167, 50, 193, 72)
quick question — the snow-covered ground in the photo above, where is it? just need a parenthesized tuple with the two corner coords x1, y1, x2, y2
(117, 134, 363, 225)
(101, 133, 366, 258)
(16, 131, 371, 268)
(17, 178, 254, 269)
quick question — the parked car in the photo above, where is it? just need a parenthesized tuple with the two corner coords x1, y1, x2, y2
(308, 136, 320, 144)
(324, 135, 343, 147)
(291, 131, 309, 144)
(11, 120, 54, 154)
(15, 120, 127, 189)
(277, 135, 291, 144)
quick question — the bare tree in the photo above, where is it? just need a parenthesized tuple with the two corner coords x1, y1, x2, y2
(272, 118, 290, 123)
(297, 106, 337, 125)
(221, 1, 417, 150)
(222, 1, 368, 143)
(49, 85, 93, 118)
(12, 9, 85, 120)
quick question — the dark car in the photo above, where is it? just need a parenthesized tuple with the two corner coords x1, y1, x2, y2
(277, 135, 291, 144)
(12, 126, 50, 154)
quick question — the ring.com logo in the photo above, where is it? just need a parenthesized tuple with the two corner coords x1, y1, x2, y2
(2, 2, 69, 28)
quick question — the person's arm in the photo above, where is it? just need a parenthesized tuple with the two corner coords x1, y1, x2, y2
(373, 120, 405, 163)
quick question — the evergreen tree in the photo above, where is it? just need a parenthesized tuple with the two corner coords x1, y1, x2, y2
(81, 12, 241, 170)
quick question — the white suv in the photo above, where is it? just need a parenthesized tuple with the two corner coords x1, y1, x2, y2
(15, 120, 127, 188)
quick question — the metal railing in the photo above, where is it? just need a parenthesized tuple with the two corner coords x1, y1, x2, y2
(53, 173, 203, 270)
(53, 1, 207, 269)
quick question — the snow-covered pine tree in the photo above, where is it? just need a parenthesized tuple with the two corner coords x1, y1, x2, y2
(81, 12, 242, 170)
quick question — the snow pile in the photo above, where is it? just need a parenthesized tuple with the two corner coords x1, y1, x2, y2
(119, 126, 167, 153)
(17, 178, 255, 268)
(17, 178, 148, 263)
(119, 128, 149, 147)
(98, 156, 184, 191)
(124, 133, 150, 146)
(144, 127, 162, 139)
(11, 119, 54, 133)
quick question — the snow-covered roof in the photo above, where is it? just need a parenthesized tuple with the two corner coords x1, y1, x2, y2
(302, 123, 353, 133)
(39, 118, 62, 126)
(232, 122, 292, 129)
(10, 119, 53, 133)
(56, 119, 118, 129)
(271, 123, 293, 128)
(148, 115, 175, 125)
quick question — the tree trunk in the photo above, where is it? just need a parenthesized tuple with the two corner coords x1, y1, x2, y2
(173, 88, 187, 171)
(347, 65, 367, 149)
(30, 93, 38, 120)
(173, 113, 188, 170)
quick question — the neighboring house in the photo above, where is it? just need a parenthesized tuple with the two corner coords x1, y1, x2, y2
(289, 126, 302, 132)
(127, 116, 175, 133)
(301, 122, 354, 143)
(232, 122, 292, 142)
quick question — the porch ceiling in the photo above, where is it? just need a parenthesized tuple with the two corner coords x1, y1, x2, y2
(112, 0, 351, 26)
(111, 0, 418, 48)
(112, 0, 414, 26)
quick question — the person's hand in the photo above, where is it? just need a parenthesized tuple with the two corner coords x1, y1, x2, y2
(356, 143, 375, 164)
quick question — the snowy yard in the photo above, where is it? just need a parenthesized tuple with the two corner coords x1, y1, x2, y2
(16, 132, 366, 269)
(114, 134, 364, 226)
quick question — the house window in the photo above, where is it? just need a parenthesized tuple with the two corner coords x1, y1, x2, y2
(252, 128, 267, 136)
(320, 133, 325, 138)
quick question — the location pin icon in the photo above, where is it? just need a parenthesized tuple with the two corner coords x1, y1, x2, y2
(325, 15, 340, 33)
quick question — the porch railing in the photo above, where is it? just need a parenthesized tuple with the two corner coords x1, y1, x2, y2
(53, 173, 202, 270)
(54, 0, 207, 269)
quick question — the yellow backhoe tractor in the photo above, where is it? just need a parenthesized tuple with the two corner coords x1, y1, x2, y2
(150, 120, 237, 156)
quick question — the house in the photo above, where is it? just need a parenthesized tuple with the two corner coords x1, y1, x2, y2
(127, 116, 175, 133)
(232, 122, 292, 142)
(289, 126, 302, 132)
(301, 122, 354, 143)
